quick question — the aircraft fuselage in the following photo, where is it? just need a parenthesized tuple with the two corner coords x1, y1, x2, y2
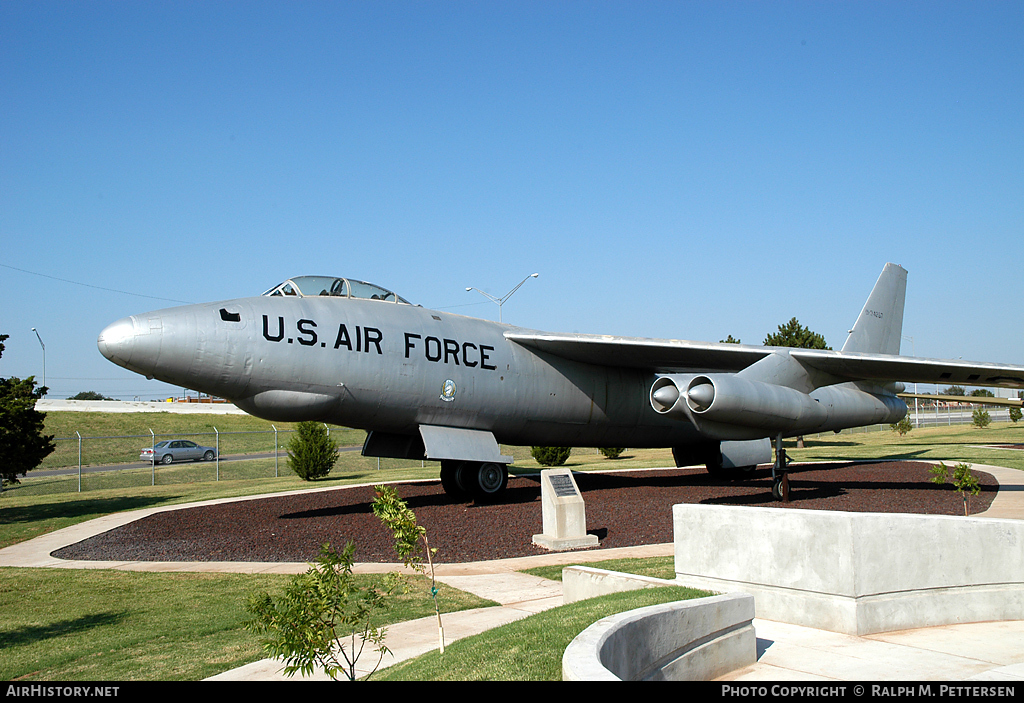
(98, 295, 706, 447)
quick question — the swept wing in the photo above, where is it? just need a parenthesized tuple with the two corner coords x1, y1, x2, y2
(505, 331, 1024, 390)
(504, 331, 770, 373)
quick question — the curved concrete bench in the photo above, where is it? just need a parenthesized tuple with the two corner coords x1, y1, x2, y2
(562, 592, 755, 681)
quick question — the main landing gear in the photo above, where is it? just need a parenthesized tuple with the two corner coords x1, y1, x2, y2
(440, 460, 509, 501)
(771, 434, 790, 502)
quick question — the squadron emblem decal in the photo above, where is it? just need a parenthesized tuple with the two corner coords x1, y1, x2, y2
(440, 379, 458, 402)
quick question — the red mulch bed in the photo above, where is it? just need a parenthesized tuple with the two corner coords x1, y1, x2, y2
(52, 461, 997, 565)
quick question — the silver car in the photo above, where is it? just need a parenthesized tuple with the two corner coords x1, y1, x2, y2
(140, 440, 217, 464)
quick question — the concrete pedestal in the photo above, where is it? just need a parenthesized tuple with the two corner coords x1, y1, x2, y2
(532, 469, 599, 551)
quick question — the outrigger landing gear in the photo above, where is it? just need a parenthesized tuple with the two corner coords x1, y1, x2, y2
(771, 434, 790, 502)
(439, 460, 509, 502)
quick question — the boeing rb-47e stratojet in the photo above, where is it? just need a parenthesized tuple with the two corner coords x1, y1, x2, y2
(98, 264, 1024, 501)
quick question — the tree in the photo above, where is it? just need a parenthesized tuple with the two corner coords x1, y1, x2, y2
(1010, 407, 1022, 424)
(942, 385, 967, 397)
(763, 319, 830, 448)
(889, 413, 913, 436)
(929, 462, 981, 516)
(972, 407, 991, 429)
(245, 543, 391, 680)
(0, 334, 55, 488)
(69, 391, 115, 401)
(286, 421, 338, 480)
(531, 446, 571, 466)
(764, 318, 831, 350)
(969, 389, 995, 398)
(246, 488, 443, 680)
(719, 335, 741, 344)
(599, 447, 625, 459)
(372, 485, 444, 653)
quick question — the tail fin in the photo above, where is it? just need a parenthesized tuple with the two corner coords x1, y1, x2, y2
(841, 263, 907, 355)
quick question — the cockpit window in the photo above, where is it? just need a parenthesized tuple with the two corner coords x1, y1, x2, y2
(348, 280, 394, 301)
(262, 277, 412, 304)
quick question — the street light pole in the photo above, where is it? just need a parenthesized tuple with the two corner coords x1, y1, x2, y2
(31, 328, 46, 394)
(903, 335, 917, 427)
(466, 273, 539, 323)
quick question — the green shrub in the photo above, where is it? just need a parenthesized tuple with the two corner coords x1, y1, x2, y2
(286, 421, 338, 480)
(971, 407, 991, 429)
(929, 461, 981, 516)
(245, 543, 390, 680)
(889, 413, 912, 436)
(599, 447, 625, 459)
(1010, 407, 1022, 423)
(530, 446, 571, 467)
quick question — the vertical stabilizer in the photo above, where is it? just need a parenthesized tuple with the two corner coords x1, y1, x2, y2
(841, 263, 907, 355)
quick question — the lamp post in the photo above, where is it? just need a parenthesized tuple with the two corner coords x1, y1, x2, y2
(903, 335, 917, 427)
(31, 328, 46, 394)
(466, 273, 539, 323)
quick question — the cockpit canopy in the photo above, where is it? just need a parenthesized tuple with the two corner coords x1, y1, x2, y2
(262, 276, 413, 305)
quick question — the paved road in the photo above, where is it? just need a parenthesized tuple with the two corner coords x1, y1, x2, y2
(33, 445, 363, 478)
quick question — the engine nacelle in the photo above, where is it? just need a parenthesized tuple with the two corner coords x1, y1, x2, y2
(651, 373, 826, 438)
(650, 373, 907, 440)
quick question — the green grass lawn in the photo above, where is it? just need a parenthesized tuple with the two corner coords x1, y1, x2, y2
(522, 555, 676, 582)
(789, 421, 1024, 472)
(0, 567, 496, 681)
(40, 411, 367, 470)
(373, 585, 712, 681)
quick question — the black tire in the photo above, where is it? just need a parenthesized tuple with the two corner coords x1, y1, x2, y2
(440, 461, 470, 499)
(471, 462, 508, 501)
(161, 454, 173, 465)
(706, 455, 753, 481)
(772, 474, 790, 501)
(204, 451, 215, 461)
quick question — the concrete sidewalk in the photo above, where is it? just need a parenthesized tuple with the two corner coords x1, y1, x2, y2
(2, 463, 1022, 681)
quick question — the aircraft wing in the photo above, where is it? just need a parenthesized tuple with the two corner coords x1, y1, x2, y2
(790, 349, 1024, 389)
(506, 331, 1024, 389)
(504, 331, 771, 372)
(897, 393, 1023, 408)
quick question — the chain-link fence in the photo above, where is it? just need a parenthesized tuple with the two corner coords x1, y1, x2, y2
(12, 427, 438, 497)
(803, 405, 1013, 439)
(9, 404, 1015, 497)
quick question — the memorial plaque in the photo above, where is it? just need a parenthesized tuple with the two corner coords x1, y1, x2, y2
(532, 469, 598, 551)
(550, 474, 578, 498)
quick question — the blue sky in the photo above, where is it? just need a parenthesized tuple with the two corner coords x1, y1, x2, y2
(2, 1, 1021, 400)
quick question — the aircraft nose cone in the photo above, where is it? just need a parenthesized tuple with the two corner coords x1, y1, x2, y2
(97, 317, 136, 368)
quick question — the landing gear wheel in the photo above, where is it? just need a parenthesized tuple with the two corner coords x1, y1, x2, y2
(706, 455, 754, 481)
(704, 455, 726, 477)
(440, 461, 471, 499)
(771, 473, 790, 502)
(471, 462, 508, 501)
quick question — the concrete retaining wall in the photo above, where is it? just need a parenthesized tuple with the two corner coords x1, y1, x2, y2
(38, 400, 247, 414)
(563, 565, 682, 604)
(673, 503, 1024, 635)
(562, 592, 755, 681)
